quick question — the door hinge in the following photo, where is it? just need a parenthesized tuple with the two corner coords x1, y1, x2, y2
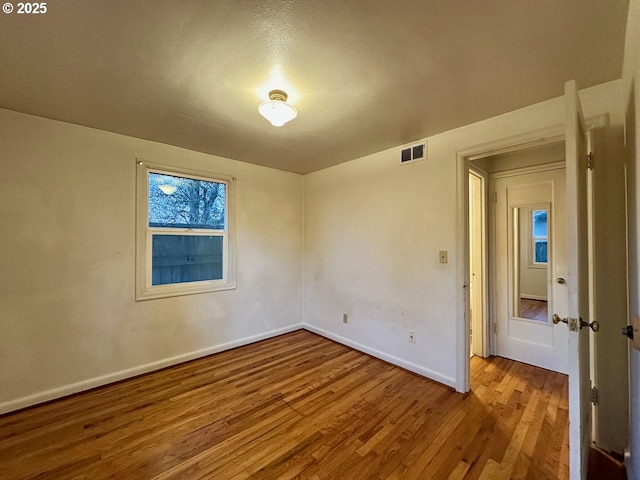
(587, 152, 594, 170)
(493, 323, 498, 333)
(591, 386, 599, 405)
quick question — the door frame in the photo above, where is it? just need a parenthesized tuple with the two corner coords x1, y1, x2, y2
(456, 124, 565, 393)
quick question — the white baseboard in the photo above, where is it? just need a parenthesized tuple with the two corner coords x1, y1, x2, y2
(303, 324, 457, 389)
(0, 323, 304, 416)
(520, 294, 548, 301)
(1, 323, 457, 415)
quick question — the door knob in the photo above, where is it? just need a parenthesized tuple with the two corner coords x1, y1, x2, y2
(556, 277, 566, 284)
(622, 325, 634, 339)
(582, 319, 600, 332)
(552, 313, 566, 324)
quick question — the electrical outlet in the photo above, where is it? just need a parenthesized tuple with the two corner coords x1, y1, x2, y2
(409, 330, 416, 343)
(343, 313, 348, 324)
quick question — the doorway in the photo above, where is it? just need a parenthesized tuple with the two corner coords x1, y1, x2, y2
(457, 94, 626, 477)
(467, 142, 568, 373)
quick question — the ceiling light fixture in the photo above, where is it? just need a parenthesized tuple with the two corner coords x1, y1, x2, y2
(158, 185, 177, 195)
(258, 89, 297, 127)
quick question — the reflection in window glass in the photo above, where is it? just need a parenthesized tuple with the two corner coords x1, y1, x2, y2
(148, 172, 225, 229)
(532, 209, 548, 263)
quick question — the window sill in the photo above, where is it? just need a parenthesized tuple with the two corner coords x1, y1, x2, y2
(135, 279, 237, 301)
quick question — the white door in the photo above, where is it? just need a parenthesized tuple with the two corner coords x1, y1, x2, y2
(493, 167, 568, 373)
(564, 79, 592, 480)
(469, 171, 485, 357)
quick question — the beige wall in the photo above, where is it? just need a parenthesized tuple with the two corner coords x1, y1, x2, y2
(0, 109, 304, 414)
(623, 0, 640, 475)
(304, 145, 459, 385)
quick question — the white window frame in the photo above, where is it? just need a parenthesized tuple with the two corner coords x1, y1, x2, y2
(135, 159, 236, 301)
(529, 207, 549, 268)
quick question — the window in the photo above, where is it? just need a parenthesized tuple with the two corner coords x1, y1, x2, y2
(136, 160, 236, 300)
(531, 209, 548, 265)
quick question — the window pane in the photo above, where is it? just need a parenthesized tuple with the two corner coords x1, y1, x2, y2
(152, 235, 223, 285)
(535, 240, 548, 263)
(532, 210, 547, 237)
(148, 173, 226, 229)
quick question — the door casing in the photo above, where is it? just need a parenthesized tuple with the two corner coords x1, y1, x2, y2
(456, 125, 565, 393)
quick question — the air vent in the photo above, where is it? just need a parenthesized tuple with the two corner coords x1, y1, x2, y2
(400, 142, 427, 164)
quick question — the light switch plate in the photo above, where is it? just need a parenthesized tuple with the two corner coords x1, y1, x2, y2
(439, 250, 448, 264)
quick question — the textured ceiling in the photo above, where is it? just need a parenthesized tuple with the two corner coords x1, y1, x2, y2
(0, 0, 630, 174)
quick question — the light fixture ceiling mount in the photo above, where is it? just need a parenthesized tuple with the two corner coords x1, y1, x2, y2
(158, 184, 177, 195)
(258, 89, 298, 127)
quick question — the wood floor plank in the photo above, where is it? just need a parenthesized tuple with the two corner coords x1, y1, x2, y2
(447, 460, 471, 480)
(0, 331, 569, 479)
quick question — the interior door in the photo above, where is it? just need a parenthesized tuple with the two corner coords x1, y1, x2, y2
(469, 171, 485, 357)
(564, 79, 591, 480)
(493, 167, 568, 373)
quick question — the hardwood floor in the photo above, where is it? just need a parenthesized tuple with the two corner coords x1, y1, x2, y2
(519, 298, 549, 322)
(0, 330, 569, 479)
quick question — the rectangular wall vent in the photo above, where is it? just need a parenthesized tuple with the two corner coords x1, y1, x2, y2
(400, 142, 427, 164)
